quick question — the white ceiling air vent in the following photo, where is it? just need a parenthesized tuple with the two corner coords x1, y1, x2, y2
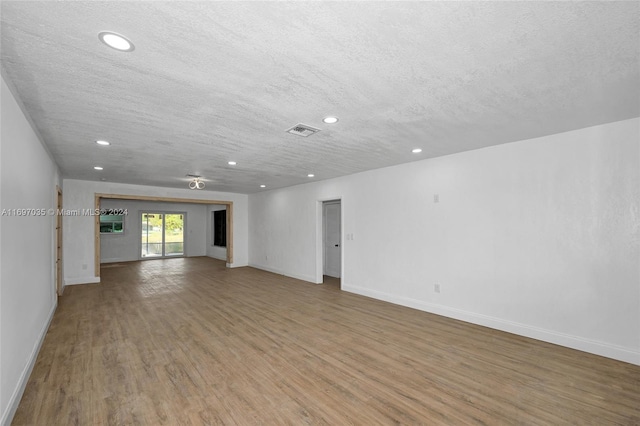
(286, 123, 321, 137)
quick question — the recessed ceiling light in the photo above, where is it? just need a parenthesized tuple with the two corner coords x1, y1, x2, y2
(308, 174, 315, 178)
(260, 185, 266, 188)
(412, 148, 423, 153)
(228, 161, 237, 166)
(323, 116, 339, 124)
(98, 31, 135, 52)
(96, 140, 110, 146)
(94, 166, 103, 170)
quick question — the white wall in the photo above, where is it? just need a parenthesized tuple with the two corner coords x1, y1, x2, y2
(249, 118, 640, 365)
(100, 199, 208, 263)
(1, 75, 61, 425)
(63, 179, 248, 284)
(206, 205, 228, 261)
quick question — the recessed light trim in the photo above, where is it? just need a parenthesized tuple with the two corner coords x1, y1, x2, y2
(94, 166, 103, 170)
(98, 31, 135, 52)
(307, 174, 315, 178)
(412, 148, 423, 153)
(323, 116, 339, 124)
(96, 140, 110, 146)
(228, 161, 237, 166)
(260, 185, 266, 188)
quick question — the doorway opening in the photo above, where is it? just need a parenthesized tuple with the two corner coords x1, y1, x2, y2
(322, 200, 342, 284)
(213, 209, 226, 247)
(141, 212, 185, 258)
(94, 194, 234, 278)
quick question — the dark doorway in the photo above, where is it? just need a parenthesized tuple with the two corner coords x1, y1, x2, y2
(214, 210, 227, 247)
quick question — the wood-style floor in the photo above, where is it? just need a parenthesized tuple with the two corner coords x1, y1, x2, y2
(13, 257, 640, 425)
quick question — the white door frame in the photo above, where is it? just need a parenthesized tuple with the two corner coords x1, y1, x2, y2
(315, 197, 343, 284)
(323, 200, 341, 278)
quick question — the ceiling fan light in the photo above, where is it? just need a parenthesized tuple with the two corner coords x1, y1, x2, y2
(188, 177, 205, 190)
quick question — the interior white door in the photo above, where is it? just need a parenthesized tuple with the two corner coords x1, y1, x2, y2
(324, 202, 341, 278)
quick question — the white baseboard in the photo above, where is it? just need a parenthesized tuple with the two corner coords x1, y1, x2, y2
(249, 263, 284, 276)
(207, 254, 227, 261)
(204, 256, 246, 268)
(65, 276, 100, 285)
(284, 271, 316, 283)
(248, 263, 316, 284)
(100, 257, 130, 263)
(1, 300, 57, 426)
(342, 283, 640, 366)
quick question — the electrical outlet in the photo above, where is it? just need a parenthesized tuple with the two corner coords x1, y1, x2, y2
(82, 264, 87, 270)
(434, 194, 439, 203)
(434, 283, 441, 293)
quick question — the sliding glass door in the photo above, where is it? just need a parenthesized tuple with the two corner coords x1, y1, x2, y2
(141, 212, 185, 258)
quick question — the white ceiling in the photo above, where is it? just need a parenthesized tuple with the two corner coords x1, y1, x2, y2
(1, 1, 638, 194)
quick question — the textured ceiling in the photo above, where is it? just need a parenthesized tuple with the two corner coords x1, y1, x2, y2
(1, 1, 639, 194)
